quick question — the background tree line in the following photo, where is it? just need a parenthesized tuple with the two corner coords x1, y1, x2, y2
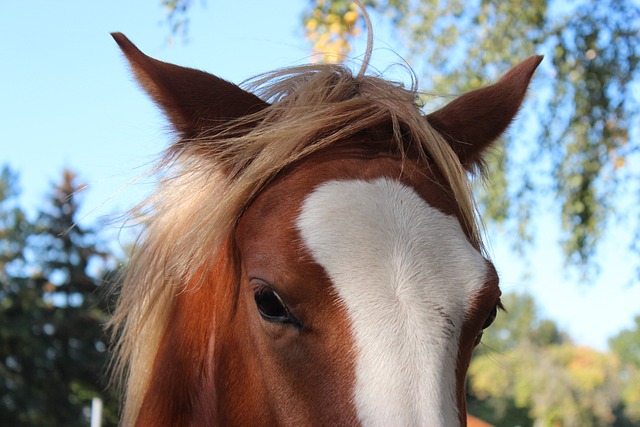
(0, 167, 119, 426)
(1, 166, 639, 425)
(467, 293, 640, 426)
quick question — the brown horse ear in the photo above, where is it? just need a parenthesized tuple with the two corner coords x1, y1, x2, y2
(112, 32, 269, 139)
(426, 55, 543, 169)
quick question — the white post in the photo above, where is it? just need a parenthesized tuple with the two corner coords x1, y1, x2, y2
(90, 397, 103, 427)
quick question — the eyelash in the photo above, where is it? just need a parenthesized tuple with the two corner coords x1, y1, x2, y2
(475, 298, 505, 346)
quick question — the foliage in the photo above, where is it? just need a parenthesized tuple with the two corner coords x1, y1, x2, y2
(610, 316, 640, 422)
(470, 344, 623, 426)
(160, 0, 640, 277)
(0, 168, 120, 426)
(303, 0, 640, 277)
(158, 1, 637, 278)
(610, 315, 640, 368)
(467, 292, 640, 426)
(0, 167, 30, 284)
(162, 0, 194, 43)
(478, 292, 566, 353)
(303, 0, 363, 62)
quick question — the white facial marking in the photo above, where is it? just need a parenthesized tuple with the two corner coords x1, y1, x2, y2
(297, 178, 487, 427)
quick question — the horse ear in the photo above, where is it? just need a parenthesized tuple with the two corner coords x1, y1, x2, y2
(426, 55, 543, 169)
(111, 32, 269, 139)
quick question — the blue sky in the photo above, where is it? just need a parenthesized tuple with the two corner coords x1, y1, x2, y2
(2, 0, 639, 351)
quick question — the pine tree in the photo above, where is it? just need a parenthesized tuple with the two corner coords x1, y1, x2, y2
(0, 169, 120, 426)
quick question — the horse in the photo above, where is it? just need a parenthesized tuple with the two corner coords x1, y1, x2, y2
(110, 30, 541, 426)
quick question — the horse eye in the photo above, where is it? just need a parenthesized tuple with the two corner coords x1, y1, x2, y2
(475, 300, 502, 346)
(254, 286, 291, 324)
(482, 304, 498, 330)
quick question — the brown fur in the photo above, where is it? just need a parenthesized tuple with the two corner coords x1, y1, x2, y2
(109, 32, 540, 426)
(427, 55, 543, 169)
(111, 33, 268, 140)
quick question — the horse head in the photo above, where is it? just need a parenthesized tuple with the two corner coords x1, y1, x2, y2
(111, 32, 540, 426)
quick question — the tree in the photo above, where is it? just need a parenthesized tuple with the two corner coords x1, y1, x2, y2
(0, 166, 30, 289)
(161, 0, 640, 278)
(305, 0, 640, 276)
(476, 292, 566, 353)
(468, 292, 625, 427)
(610, 315, 640, 368)
(466, 292, 564, 426)
(0, 166, 35, 422)
(610, 316, 640, 423)
(0, 169, 120, 426)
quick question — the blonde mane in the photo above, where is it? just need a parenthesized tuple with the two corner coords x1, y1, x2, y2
(110, 63, 485, 424)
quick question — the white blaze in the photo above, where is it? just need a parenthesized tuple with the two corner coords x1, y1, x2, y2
(297, 178, 487, 426)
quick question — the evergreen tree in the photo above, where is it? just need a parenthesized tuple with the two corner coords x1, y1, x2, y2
(0, 166, 37, 423)
(0, 169, 119, 426)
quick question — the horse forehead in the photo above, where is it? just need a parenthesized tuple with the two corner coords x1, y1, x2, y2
(237, 155, 466, 270)
(296, 177, 487, 307)
(296, 178, 488, 425)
